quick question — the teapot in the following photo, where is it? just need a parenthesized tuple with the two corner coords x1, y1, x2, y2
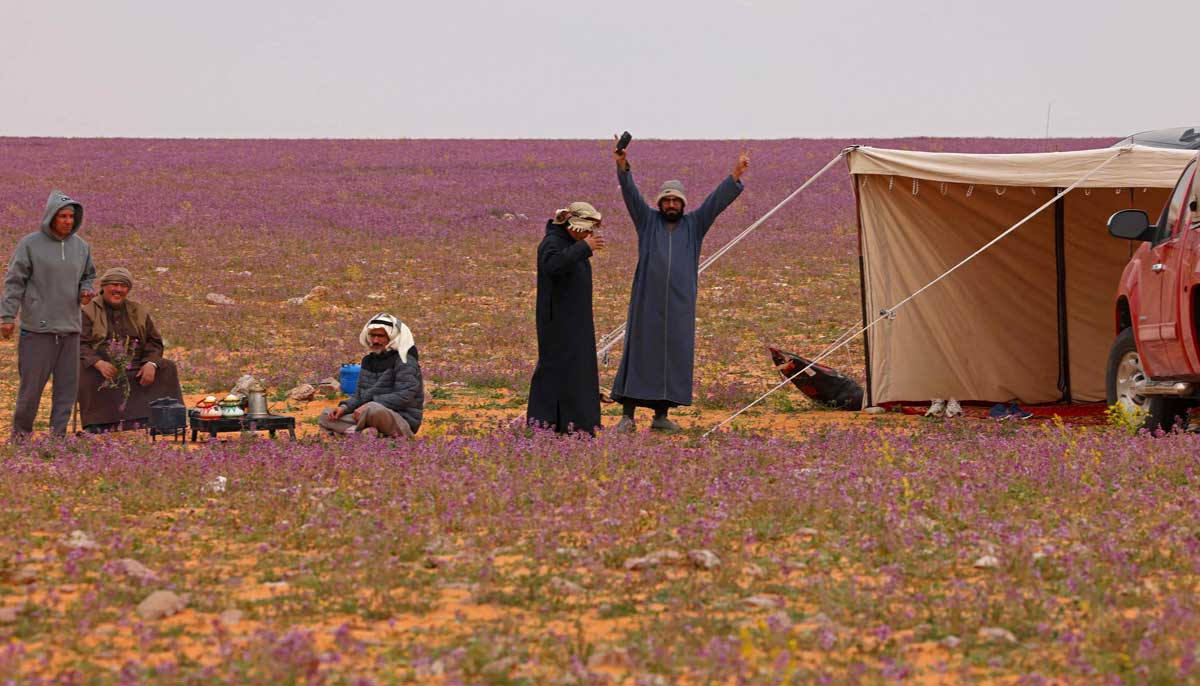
(218, 394, 245, 418)
(246, 382, 269, 417)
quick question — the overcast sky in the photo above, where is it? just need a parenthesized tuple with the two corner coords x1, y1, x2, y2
(1, 0, 1192, 139)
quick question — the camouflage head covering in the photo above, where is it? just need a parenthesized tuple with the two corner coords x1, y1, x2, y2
(553, 201, 602, 233)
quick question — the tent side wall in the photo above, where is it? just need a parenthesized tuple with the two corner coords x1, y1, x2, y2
(858, 176, 1061, 404)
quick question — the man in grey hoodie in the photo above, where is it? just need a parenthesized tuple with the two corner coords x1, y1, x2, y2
(1, 190, 97, 440)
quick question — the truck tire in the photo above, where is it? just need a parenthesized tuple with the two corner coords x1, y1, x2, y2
(1105, 327, 1189, 431)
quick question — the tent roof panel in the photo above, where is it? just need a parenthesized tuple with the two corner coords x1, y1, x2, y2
(847, 145, 1197, 189)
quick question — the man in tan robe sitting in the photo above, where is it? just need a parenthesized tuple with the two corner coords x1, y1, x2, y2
(78, 267, 183, 432)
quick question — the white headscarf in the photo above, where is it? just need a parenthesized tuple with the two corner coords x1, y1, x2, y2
(358, 313, 416, 363)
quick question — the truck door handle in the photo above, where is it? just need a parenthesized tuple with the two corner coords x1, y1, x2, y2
(1151, 263, 1166, 273)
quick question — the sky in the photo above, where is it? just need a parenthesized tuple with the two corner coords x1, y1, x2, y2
(0, 0, 1193, 139)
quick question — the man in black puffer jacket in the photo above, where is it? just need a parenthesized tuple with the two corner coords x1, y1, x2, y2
(319, 313, 423, 437)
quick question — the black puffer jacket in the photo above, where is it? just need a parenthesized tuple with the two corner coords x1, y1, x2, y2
(342, 348, 424, 433)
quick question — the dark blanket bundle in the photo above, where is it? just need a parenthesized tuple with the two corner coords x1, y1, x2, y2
(769, 347, 864, 411)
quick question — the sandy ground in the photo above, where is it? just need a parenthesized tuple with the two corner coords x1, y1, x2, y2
(175, 387, 923, 442)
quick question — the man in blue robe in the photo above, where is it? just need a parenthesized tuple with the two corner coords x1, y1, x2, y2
(611, 141, 750, 432)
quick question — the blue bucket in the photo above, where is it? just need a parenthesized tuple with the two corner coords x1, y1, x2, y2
(339, 364, 361, 395)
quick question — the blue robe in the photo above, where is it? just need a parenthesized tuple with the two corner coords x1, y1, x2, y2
(610, 167, 743, 406)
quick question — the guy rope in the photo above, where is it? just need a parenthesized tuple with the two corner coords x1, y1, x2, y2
(703, 147, 1130, 437)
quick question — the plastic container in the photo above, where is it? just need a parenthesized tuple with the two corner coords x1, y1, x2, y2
(340, 363, 361, 395)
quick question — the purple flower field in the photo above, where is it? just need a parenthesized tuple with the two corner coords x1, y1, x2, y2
(1, 423, 1198, 684)
(0, 136, 1102, 396)
(6, 137, 1195, 685)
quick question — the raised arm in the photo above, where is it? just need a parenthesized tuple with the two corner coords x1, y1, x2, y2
(691, 152, 750, 239)
(615, 136, 651, 231)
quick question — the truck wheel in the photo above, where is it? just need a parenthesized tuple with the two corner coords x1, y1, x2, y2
(1105, 327, 1188, 431)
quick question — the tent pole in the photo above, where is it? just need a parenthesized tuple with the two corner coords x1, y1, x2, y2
(1054, 192, 1071, 402)
(852, 174, 873, 408)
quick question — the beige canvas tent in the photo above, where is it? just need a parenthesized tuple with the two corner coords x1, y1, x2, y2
(847, 145, 1197, 406)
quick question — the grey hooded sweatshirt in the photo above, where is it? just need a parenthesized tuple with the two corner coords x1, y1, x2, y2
(1, 190, 96, 334)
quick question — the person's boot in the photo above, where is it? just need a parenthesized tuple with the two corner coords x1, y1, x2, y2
(650, 414, 681, 432)
(614, 415, 637, 434)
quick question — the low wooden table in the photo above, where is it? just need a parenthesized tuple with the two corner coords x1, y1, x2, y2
(188, 410, 296, 441)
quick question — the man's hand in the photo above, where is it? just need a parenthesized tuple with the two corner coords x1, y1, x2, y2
(613, 134, 629, 172)
(732, 151, 750, 182)
(95, 360, 118, 381)
(329, 404, 348, 420)
(80, 289, 95, 306)
(584, 234, 606, 252)
(351, 406, 365, 422)
(0, 322, 13, 339)
(136, 362, 157, 386)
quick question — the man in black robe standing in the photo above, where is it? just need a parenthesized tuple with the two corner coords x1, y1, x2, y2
(611, 140, 750, 432)
(527, 202, 606, 435)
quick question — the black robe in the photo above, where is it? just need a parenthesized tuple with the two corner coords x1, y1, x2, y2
(527, 221, 601, 435)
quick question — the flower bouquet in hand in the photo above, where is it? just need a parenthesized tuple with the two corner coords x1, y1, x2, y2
(99, 336, 139, 411)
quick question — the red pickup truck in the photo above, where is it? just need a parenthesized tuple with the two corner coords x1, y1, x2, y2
(1107, 152, 1200, 429)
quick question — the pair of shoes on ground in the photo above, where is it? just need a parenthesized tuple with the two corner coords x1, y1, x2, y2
(988, 403, 1033, 420)
(925, 398, 962, 418)
(613, 415, 682, 433)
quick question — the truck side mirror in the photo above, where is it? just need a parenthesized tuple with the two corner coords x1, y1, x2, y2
(1108, 209, 1153, 241)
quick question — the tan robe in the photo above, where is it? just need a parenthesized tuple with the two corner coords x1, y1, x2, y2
(78, 299, 183, 428)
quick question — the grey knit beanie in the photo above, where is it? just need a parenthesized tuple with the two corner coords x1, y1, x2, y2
(654, 180, 687, 206)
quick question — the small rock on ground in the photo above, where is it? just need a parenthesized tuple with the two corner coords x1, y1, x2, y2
(110, 558, 157, 582)
(63, 530, 99, 550)
(231, 375, 259, 396)
(547, 576, 585, 595)
(973, 555, 1001, 569)
(0, 605, 24, 624)
(10, 568, 38, 585)
(136, 590, 188, 620)
(978, 627, 1017, 644)
(741, 563, 767, 578)
(203, 476, 228, 494)
(218, 609, 243, 625)
(287, 383, 316, 402)
(205, 292, 236, 306)
(743, 594, 785, 609)
(623, 556, 659, 571)
(645, 549, 682, 564)
(687, 549, 721, 570)
(481, 657, 519, 678)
